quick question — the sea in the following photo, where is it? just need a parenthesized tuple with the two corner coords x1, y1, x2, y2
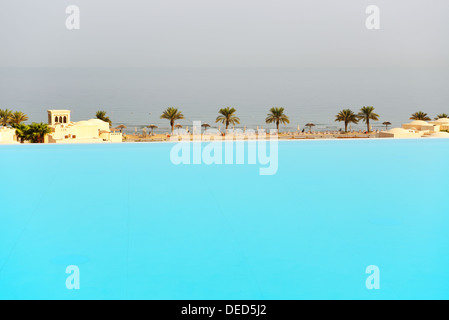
(0, 67, 448, 134)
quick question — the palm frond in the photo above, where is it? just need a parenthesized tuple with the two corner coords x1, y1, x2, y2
(410, 111, 431, 121)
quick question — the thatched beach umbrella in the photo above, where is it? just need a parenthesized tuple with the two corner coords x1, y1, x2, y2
(201, 123, 210, 133)
(382, 121, 392, 131)
(147, 124, 158, 135)
(116, 124, 127, 133)
(174, 123, 182, 134)
(305, 123, 315, 132)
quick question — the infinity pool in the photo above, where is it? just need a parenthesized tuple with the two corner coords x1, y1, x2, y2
(0, 139, 448, 299)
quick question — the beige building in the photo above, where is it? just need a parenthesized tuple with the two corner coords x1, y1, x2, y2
(45, 110, 122, 143)
(0, 127, 17, 144)
(378, 128, 424, 138)
(379, 118, 449, 138)
(402, 120, 439, 133)
(430, 118, 449, 131)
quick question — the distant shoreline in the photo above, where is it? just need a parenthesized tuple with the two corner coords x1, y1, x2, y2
(3, 134, 446, 146)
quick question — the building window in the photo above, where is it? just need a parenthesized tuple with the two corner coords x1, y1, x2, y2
(59, 116, 63, 123)
(63, 116, 67, 123)
(55, 116, 58, 123)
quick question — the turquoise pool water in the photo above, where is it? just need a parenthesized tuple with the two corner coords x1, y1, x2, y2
(0, 139, 448, 299)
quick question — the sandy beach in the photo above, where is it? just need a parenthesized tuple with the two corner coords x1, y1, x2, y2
(124, 131, 381, 142)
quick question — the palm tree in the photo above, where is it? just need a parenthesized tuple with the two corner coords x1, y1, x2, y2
(435, 113, 449, 120)
(382, 121, 392, 131)
(410, 111, 431, 121)
(8, 111, 29, 125)
(265, 107, 290, 132)
(216, 107, 240, 131)
(0, 109, 13, 126)
(335, 109, 359, 132)
(11, 123, 30, 143)
(96, 111, 112, 126)
(358, 106, 379, 132)
(27, 123, 52, 143)
(160, 107, 185, 133)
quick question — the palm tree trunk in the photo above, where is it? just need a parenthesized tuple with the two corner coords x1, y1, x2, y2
(366, 119, 370, 132)
(276, 121, 279, 132)
(345, 122, 348, 132)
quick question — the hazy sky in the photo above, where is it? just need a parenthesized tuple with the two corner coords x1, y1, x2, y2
(1, 0, 448, 68)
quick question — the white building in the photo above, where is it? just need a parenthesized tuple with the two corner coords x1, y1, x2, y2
(430, 118, 449, 131)
(0, 127, 17, 144)
(45, 110, 122, 143)
(402, 120, 439, 133)
(379, 118, 449, 138)
(378, 128, 424, 138)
